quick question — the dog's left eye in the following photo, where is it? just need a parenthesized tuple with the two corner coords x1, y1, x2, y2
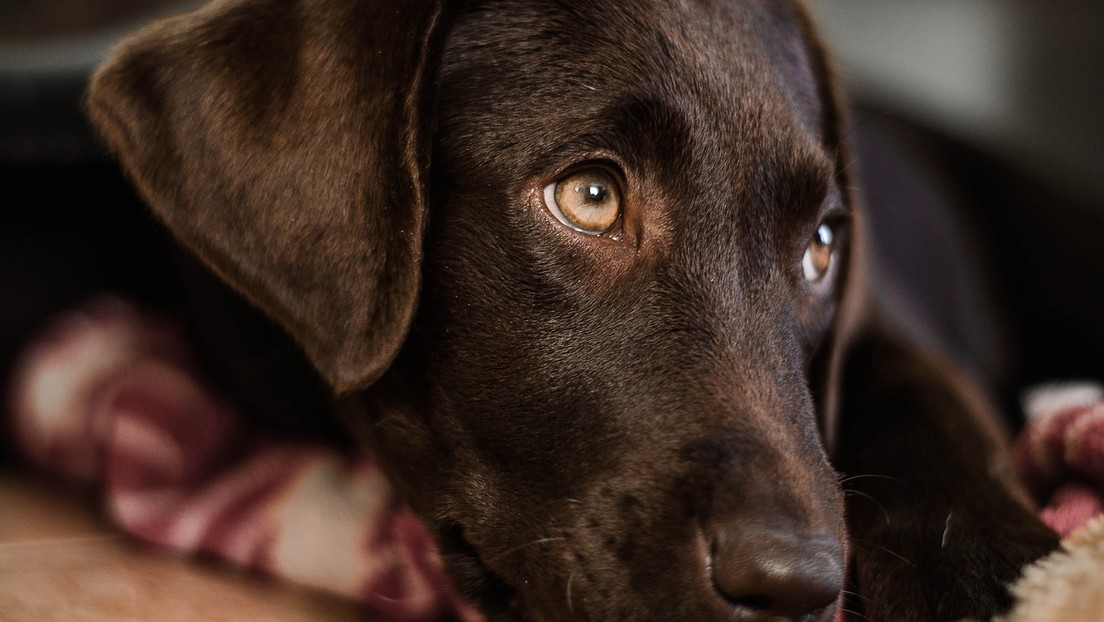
(542, 168, 622, 236)
(802, 222, 838, 284)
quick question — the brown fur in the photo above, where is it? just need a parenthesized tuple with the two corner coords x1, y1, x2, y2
(86, 1, 1058, 620)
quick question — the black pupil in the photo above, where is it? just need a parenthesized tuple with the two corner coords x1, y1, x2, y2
(816, 223, 833, 247)
(584, 183, 606, 203)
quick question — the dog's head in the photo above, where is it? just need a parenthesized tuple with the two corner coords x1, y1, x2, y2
(89, 1, 862, 620)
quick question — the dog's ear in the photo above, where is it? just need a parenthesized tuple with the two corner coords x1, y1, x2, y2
(87, 0, 446, 392)
(791, 6, 870, 453)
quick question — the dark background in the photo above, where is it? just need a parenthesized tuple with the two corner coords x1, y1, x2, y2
(817, 0, 1104, 210)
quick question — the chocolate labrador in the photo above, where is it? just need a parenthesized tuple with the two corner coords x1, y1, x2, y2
(85, 0, 1059, 620)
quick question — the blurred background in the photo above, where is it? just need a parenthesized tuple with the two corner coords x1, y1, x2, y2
(813, 0, 1104, 390)
(817, 0, 1104, 211)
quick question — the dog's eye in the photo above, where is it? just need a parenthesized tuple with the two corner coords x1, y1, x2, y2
(802, 222, 837, 284)
(543, 169, 622, 235)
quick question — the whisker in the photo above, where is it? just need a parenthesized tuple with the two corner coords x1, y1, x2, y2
(485, 537, 567, 564)
(849, 537, 917, 569)
(840, 589, 872, 606)
(545, 498, 583, 507)
(842, 488, 892, 526)
(838, 473, 906, 487)
(839, 606, 871, 621)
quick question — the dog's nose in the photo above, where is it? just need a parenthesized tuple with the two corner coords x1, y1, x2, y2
(709, 527, 843, 620)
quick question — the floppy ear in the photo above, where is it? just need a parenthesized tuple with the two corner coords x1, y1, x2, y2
(87, 0, 446, 393)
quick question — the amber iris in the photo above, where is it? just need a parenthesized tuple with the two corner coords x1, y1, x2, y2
(802, 222, 835, 283)
(545, 169, 621, 235)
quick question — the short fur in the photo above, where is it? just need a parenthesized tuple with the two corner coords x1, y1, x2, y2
(86, 1, 1059, 620)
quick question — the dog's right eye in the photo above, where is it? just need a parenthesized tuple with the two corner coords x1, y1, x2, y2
(543, 169, 623, 236)
(803, 222, 835, 283)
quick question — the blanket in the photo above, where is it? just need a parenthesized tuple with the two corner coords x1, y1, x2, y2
(6, 298, 1104, 620)
(1016, 382, 1104, 537)
(6, 297, 481, 622)
(994, 383, 1104, 622)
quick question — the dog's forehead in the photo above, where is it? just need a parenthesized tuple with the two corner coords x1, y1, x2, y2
(436, 0, 830, 206)
(439, 0, 823, 137)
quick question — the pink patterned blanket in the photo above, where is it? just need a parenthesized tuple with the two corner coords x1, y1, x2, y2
(7, 298, 481, 622)
(6, 298, 1103, 620)
(1016, 383, 1104, 537)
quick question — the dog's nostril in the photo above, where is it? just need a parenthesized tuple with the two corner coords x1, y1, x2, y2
(709, 529, 842, 619)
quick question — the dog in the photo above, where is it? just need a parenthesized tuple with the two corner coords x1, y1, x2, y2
(84, 0, 1061, 620)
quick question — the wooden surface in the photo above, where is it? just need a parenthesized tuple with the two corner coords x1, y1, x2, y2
(0, 473, 375, 621)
